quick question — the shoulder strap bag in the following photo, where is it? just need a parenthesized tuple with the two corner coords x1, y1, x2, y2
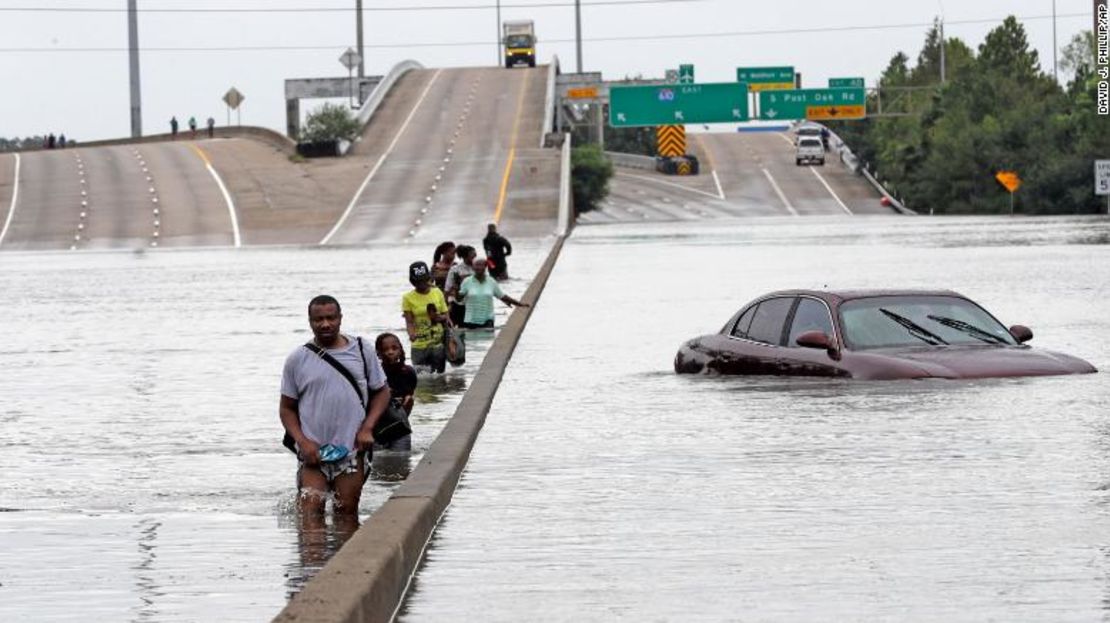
(281, 337, 412, 453)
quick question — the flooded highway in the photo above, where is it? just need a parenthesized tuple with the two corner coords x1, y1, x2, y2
(0, 241, 548, 621)
(400, 216, 1110, 621)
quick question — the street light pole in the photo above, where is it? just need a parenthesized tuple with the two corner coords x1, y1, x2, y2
(496, 0, 502, 66)
(1052, 0, 1058, 82)
(575, 0, 583, 72)
(356, 0, 365, 79)
(127, 0, 142, 137)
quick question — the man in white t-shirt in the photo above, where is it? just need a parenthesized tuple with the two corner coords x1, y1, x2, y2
(457, 256, 529, 329)
(280, 295, 390, 515)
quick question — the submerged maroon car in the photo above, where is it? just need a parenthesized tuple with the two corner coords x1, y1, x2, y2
(674, 289, 1097, 380)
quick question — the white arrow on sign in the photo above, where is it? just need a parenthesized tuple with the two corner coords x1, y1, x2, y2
(617, 113, 627, 122)
(765, 109, 778, 119)
(675, 111, 684, 121)
(732, 108, 742, 118)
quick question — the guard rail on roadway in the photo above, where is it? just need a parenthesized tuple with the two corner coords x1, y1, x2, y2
(38, 126, 297, 155)
(604, 151, 656, 171)
(337, 60, 425, 155)
(273, 134, 574, 623)
(540, 55, 560, 148)
(821, 124, 917, 216)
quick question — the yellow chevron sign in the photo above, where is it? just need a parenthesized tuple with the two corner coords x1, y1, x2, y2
(656, 124, 686, 157)
(676, 160, 692, 175)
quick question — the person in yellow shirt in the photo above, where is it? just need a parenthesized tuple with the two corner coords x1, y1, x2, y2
(401, 261, 450, 373)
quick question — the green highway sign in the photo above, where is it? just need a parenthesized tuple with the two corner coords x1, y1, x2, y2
(609, 82, 750, 127)
(736, 66, 794, 91)
(829, 77, 865, 88)
(759, 87, 866, 120)
(678, 64, 695, 84)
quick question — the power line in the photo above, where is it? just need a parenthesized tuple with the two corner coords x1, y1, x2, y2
(0, 12, 1089, 53)
(2, 0, 711, 13)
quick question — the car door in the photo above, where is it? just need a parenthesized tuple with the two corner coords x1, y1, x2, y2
(781, 297, 846, 377)
(716, 297, 795, 375)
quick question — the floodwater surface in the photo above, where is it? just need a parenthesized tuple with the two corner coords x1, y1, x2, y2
(400, 215, 1110, 621)
(0, 241, 547, 621)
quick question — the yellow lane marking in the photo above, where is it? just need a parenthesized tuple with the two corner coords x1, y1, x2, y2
(190, 143, 242, 247)
(493, 69, 532, 224)
(189, 144, 212, 167)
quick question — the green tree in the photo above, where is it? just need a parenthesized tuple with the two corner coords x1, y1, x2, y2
(570, 144, 613, 213)
(301, 103, 360, 143)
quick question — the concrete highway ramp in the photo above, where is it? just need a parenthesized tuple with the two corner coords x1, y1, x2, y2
(585, 130, 893, 224)
(323, 65, 559, 245)
(0, 65, 560, 251)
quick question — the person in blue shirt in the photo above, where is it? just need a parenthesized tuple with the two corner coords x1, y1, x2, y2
(456, 256, 529, 329)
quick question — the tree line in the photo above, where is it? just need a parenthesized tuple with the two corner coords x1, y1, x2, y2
(830, 17, 1107, 215)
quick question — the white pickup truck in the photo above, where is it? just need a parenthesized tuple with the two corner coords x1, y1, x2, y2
(796, 137, 825, 166)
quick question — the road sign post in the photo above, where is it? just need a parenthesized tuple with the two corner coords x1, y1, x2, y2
(609, 82, 749, 127)
(223, 87, 245, 126)
(995, 171, 1022, 215)
(339, 47, 362, 108)
(758, 88, 866, 120)
(1096, 160, 1110, 213)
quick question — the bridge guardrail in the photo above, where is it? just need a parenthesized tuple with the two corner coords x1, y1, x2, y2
(339, 60, 425, 155)
(557, 133, 572, 236)
(822, 125, 917, 216)
(604, 151, 655, 170)
(541, 56, 560, 148)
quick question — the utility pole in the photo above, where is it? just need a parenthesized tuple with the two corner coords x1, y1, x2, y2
(939, 18, 946, 83)
(127, 0, 142, 137)
(496, 0, 502, 66)
(575, 0, 583, 72)
(356, 0, 365, 79)
(1052, 0, 1058, 82)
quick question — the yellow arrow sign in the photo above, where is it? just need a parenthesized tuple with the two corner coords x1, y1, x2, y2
(806, 105, 865, 120)
(995, 171, 1021, 193)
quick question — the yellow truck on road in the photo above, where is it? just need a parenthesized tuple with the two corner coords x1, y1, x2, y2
(503, 20, 536, 68)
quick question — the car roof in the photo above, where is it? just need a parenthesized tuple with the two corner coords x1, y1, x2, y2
(758, 289, 967, 305)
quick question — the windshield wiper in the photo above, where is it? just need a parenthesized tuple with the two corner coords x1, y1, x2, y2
(879, 308, 949, 346)
(926, 314, 1009, 345)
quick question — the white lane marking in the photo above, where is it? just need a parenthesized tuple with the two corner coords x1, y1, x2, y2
(321, 68, 443, 245)
(0, 153, 20, 248)
(617, 171, 723, 200)
(808, 166, 853, 215)
(205, 162, 241, 247)
(776, 132, 794, 147)
(711, 170, 725, 200)
(761, 168, 798, 216)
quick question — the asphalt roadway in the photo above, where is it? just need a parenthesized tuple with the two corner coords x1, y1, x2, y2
(0, 65, 558, 251)
(580, 130, 894, 224)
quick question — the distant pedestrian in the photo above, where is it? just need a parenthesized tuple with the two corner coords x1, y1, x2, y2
(431, 241, 456, 291)
(206, 117, 215, 138)
(58, 134, 66, 149)
(373, 332, 417, 452)
(402, 261, 450, 373)
(456, 256, 529, 329)
(47, 133, 56, 149)
(188, 116, 197, 139)
(444, 244, 477, 325)
(170, 116, 179, 138)
(482, 223, 512, 281)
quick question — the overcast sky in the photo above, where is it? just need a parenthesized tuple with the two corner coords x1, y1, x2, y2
(0, 0, 1095, 141)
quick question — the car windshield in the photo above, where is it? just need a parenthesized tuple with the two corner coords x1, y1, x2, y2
(506, 35, 531, 48)
(839, 295, 1017, 350)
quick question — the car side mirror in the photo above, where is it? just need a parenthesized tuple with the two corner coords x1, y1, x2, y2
(796, 330, 841, 360)
(1009, 324, 1033, 344)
